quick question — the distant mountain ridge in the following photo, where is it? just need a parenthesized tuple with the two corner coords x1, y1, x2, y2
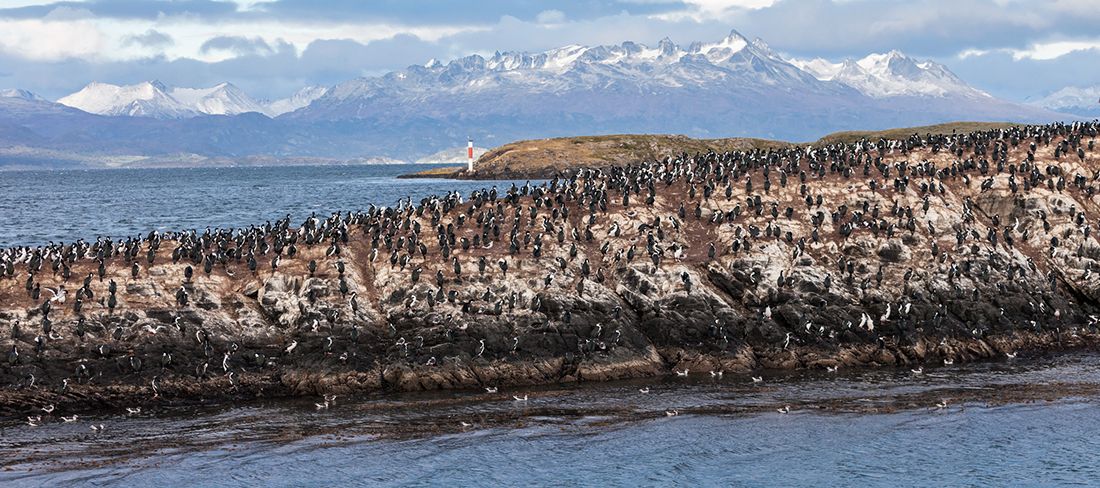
(55, 81, 324, 118)
(1033, 85, 1100, 117)
(789, 50, 988, 99)
(0, 29, 1076, 167)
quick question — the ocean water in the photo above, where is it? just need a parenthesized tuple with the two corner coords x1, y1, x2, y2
(0, 164, 529, 248)
(4, 353, 1100, 486)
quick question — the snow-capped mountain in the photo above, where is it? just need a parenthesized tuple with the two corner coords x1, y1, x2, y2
(0, 88, 47, 102)
(58, 81, 198, 118)
(306, 31, 823, 114)
(169, 82, 268, 116)
(263, 86, 328, 116)
(1033, 85, 1100, 117)
(1, 30, 1071, 165)
(790, 50, 988, 99)
(288, 29, 1053, 148)
(58, 81, 269, 118)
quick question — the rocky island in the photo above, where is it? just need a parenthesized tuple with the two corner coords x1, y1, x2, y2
(2, 121, 1099, 417)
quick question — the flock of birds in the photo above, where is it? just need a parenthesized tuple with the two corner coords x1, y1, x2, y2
(2, 121, 1099, 426)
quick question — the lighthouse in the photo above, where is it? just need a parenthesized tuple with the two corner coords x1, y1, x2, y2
(467, 138, 474, 172)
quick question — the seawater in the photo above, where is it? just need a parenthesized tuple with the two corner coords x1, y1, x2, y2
(0, 164, 529, 248)
(4, 353, 1100, 487)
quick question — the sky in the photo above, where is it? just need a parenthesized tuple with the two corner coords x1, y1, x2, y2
(0, 0, 1098, 102)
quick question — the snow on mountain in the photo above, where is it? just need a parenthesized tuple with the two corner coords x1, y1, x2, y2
(3, 30, 1070, 163)
(58, 81, 198, 118)
(263, 86, 328, 116)
(0, 88, 47, 102)
(58, 81, 269, 118)
(169, 82, 268, 116)
(303, 30, 831, 121)
(1033, 85, 1100, 117)
(790, 50, 988, 99)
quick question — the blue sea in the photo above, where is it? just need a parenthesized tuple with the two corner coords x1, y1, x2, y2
(0, 164, 525, 248)
(4, 352, 1100, 486)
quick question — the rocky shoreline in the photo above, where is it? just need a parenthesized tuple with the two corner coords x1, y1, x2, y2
(3, 121, 1099, 418)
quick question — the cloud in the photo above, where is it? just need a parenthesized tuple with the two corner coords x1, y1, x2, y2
(1008, 39, 1100, 60)
(0, 15, 105, 60)
(947, 47, 1100, 100)
(0, 0, 237, 20)
(123, 28, 173, 47)
(200, 35, 275, 56)
(0, 0, 1099, 105)
(535, 9, 564, 24)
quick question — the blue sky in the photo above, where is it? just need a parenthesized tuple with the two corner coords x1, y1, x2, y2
(0, 0, 1098, 102)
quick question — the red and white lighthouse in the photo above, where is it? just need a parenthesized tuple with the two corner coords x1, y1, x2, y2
(467, 138, 474, 172)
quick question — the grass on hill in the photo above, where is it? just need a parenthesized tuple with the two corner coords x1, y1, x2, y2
(403, 121, 1025, 179)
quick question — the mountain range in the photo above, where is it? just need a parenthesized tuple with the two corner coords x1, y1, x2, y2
(56, 81, 327, 118)
(0, 29, 1080, 168)
(1032, 85, 1100, 118)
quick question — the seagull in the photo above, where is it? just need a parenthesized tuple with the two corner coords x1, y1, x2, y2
(826, 365, 839, 373)
(675, 369, 689, 377)
(460, 421, 472, 428)
(513, 394, 528, 402)
(41, 404, 55, 414)
(777, 405, 791, 414)
(1006, 352, 1017, 359)
(943, 358, 954, 366)
(90, 424, 105, 432)
(639, 387, 650, 394)
(485, 386, 498, 393)
(665, 410, 679, 417)
(935, 399, 949, 409)
(61, 415, 78, 422)
(315, 401, 330, 410)
(26, 415, 41, 427)
(751, 376, 763, 384)
(911, 367, 924, 375)
(710, 370, 723, 378)
(126, 407, 142, 415)
(324, 394, 337, 404)
(284, 341, 298, 354)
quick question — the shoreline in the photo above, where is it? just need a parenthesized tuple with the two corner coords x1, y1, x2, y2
(3, 329, 1095, 417)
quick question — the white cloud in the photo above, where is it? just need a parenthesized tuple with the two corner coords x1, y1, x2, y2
(649, 0, 776, 21)
(0, 17, 106, 60)
(1009, 39, 1100, 60)
(0, 0, 75, 7)
(956, 39, 1100, 61)
(536, 9, 565, 24)
(0, 10, 485, 63)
